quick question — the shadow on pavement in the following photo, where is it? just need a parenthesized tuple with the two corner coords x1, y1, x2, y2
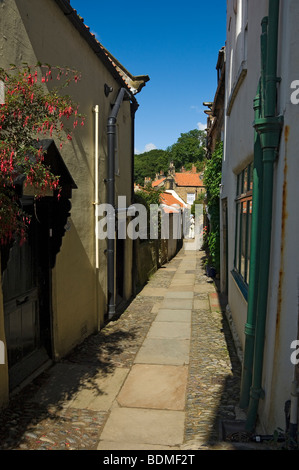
(0, 323, 140, 449)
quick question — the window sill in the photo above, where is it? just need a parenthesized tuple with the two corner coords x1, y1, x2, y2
(231, 269, 248, 302)
(226, 61, 247, 117)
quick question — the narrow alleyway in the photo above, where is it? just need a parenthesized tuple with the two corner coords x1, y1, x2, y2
(0, 241, 260, 450)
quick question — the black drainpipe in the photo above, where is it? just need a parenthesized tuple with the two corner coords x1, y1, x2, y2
(107, 87, 132, 319)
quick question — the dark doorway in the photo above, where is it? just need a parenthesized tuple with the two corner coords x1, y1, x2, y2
(1, 139, 77, 391)
(2, 200, 52, 390)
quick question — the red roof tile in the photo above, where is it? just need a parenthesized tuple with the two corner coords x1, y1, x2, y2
(162, 206, 180, 214)
(161, 192, 184, 208)
(174, 173, 204, 187)
(152, 178, 166, 187)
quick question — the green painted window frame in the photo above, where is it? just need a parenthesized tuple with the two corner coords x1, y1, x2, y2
(232, 163, 253, 300)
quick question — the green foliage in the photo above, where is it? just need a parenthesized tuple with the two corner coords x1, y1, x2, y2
(134, 149, 170, 185)
(167, 129, 206, 169)
(203, 141, 223, 205)
(203, 141, 223, 271)
(134, 185, 163, 208)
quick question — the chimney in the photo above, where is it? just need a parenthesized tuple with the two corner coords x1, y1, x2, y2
(168, 161, 175, 176)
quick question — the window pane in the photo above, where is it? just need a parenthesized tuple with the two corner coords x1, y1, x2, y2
(249, 163, 253, 190)
(235, 165, 253, 290)
(234, 202, 240, 269)
(243, 167, 248, 193)
(246, 202, 252, 284)
(187, 193, 196, 205)
(241, 201, 247, 278)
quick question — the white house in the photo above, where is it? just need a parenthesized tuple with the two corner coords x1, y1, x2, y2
(221, 0, 299, 437)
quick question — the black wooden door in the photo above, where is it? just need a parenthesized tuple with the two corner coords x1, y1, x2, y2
(2, 206, 50, 390)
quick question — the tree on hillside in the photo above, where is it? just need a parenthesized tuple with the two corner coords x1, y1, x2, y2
(167, 129, 206, 170)
(134, 149, 170, 185)
(134, 129, 206, 185)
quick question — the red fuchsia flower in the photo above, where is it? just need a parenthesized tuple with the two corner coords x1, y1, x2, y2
(0, 64, 85, 244)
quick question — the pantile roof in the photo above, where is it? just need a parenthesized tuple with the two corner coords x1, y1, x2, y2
(152, 177, 166, 188)
(174, 173, 204, 187)
(161, 192, 184, 208)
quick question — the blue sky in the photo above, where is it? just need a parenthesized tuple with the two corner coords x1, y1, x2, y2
(70, 0, 227, 153)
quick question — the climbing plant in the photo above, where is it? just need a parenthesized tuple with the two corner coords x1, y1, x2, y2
(0, 64, 85, 245)
(203, 141, 223, 271)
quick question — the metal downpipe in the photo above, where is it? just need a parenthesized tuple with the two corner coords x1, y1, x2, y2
(107, 88, 131, 319)
(239, 17, 268, 410)
(239, 90, 263, 409)
(245, 0, 283, 432)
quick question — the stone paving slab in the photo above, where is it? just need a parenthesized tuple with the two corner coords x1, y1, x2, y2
(28, 365, 130, 412)
(98, 407, 185, 447)
(172, 274, 195, 280)
(117, 364, 188, 410)
(146, 321, 191, 340)
(161, 298, 193, 310)
(97, 441, 180, 450)
(66, 368, 129, 411)
(151, 302, 162, 313)
(165, 291, 194, 299)
(28, 363, 98, 407)
(168, 285, 195, 292)
(134, 338, 190, 365)
(155, 309, 192, 323)
(170, 279, 195, 286)
(0, 246, 253, 451)
(138, 287, 168, 297)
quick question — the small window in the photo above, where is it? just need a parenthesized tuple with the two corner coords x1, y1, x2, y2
(233, 163, 253, 297)
(187, 193, 196, 205)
